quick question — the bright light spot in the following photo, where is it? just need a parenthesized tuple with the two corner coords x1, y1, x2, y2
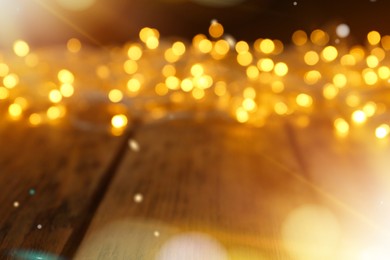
(304, 51, 319, 66)
(310, 29, 329, 46)
(304, 70, 321, 85)
(363, 69, 378, 85)
(37, 224, 42, 229)
(246, 66, 259, 79)
(351, 110, 367, 124)
(198, 39, 213, 53)
(274, 101, 288, 115)
(243, 87, 256, 99)
(181, 78, 194, 92)
(0, 87, 9, 99)
(155, 232, 228, 260)
(336, 24, 350, 38)
(154, 231, 160, 237)
(257, 58, 274, 72)
(124, 60, 138, 75)
(146, 37, 159, 49)
(271, 81, 285, 93)
(333, 73, 347, 88)
(191, 64, 204, 77)
(29, 113, 43, 126)
(60, 83, 74, 97)
(363, 101, 377, 117)
(13, 201, 19, 208)
(128, 139, 140, 152)
(367, 31, 381, 45)
(49, 89, 63, 103)
(127, 44, 143, 61)
(172, 41, 186, 56)
(67, 38, 82, 53)
(323, 83, 339, 100)
(13, 40, 30, 57)
(236, 107, 249, 123)
(0, 63, 9, 77)
(134, 193, 143, 203)
(58, 69, 74, 84)
(108, 89, 123, 103)
(192, 88, 205, 100)
(8, 103, 22, 118)
(236, 52, 253, 66)
(378, 66, 390, 79)
(321, 46, 338, 62)
(235, 41, 249, 53)
(214, 40, 230, 56)
(274, 62, 288, 76)
(242, 98, 257, 111)
(47, 106, 63, 120)
(56, 0, 96, 11)
(214, 81, 227, 97)
(111, 114, 128, 128)
(259, 39, 275, 54)
(366, 55, 379, 68)
(3, 74, 19, 88)
(334, 118, 349, 136)
(296, 93, 313, 107)
(282, 205, 340, 260)
(376, 124, 390, 139)
(165, 76, 180, 90)
(127, 78, 141, 92)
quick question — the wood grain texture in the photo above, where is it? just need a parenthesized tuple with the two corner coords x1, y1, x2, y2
(0, 117, 126, 259)
(76, 119, 318, 259)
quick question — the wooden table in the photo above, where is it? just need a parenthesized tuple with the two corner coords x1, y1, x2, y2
(1, 115, 389, 259)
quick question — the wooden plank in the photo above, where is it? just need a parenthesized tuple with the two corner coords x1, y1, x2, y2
(287, 118, 390, 258)
(76, 119, 318, 259)
(0, 115, 127, 259)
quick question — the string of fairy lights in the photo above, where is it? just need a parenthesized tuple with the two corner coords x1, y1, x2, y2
(1, 21, 390, 138)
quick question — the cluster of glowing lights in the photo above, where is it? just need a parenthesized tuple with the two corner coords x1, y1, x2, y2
(1, 22, 390, 139)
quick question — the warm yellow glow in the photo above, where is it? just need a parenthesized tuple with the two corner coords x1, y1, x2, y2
(350, 46, 365, 62)
(180, 78, 194, 92)
(209, 21, 224, 38)
(164, 49, 179, 63)
(162, 65, 176, 77)
(214, 81, 227, 96)
(366, 55, 379, 68)
(351, 110, 367, 124)
(273, 40, 284, 55)
(376, 124, 390, 139)
(0, 63, 9, 77)
(378, 66, 390, 79)
(14, 97, 28, 109)
(292, 30, 307, 46)
(49, 89, 63, 103)
(271, 81, 284, 93)
(67, 38, 82, 53)
(257, 58, 274, 72)
(367, 31, 381, 45)
(242, 98, 257, 111)
(246, 66, 259, 79)
(310, 29, 329, 46)
(198, 39, 213, 53)
(172, 41, 186, 56)
(96, 65, 110, 79)
(321, 46, 338, 62)
(363, 69, 378, 85)
(47, 106, 63, 120)
(127, 44, 143, 61)
(111, 114, 128, 128)
(304, 51, 319, 66)
(192, 88, 205, 100)
(0, 87, 9, 99)
(259, 39, 275, 54)
(323, 83, 339, 100)
(363, 102, 377, 117)
(236, 52, 253, 66)
(139, 27, 159, 43)
(29, 113, 42, 126)
(236, 107, 249, 123)
(13, 40, 30, 57)
(235, 41, 249, 53)
(304, 70, 321, 85)
(340, 54, 356, 66)
(8, 103, 22, 118)
(296, 93, 313, 108)
(123, 60, 138, 74)
(165, 76, 180, 90)
(191, 64, 204, 77)
(274, 101, 288, 115)
(146, 36, 159, 49)
(243, 87, 256, 99)
(214, 40, 230, 56)
(194, 75, 213, 89)
(108, 89, 123, 103)
(334, 118, 349, 136)
(371, 47, 385, 61)
(127, 78, 141, 92)
(332, 73, 347, 88)
(381, 35, 390, 50)
(60, 83, 74, 97)
(3, 74, 19, 88)
(58, 69, 74, 84)
(155, 83, 168, 96)
(274, 62, 288, 77)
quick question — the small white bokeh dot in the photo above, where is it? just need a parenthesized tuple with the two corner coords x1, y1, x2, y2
(336, 24, 350, 38)
(128, 139, 140, 152)
(134, 193, 143, 203)
(293, 1, 298, 6)
(154, 231, 160, 237)
(13, 201, 19, 208)
(37, 224, 42, 229)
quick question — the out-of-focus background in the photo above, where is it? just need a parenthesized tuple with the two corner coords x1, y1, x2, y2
(1, 0, 390, 47)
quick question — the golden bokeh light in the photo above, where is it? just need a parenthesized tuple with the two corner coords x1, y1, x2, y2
(13, 40, 30, 57)
(111, 114, 128, 129)
(67, 38, 82, 53)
